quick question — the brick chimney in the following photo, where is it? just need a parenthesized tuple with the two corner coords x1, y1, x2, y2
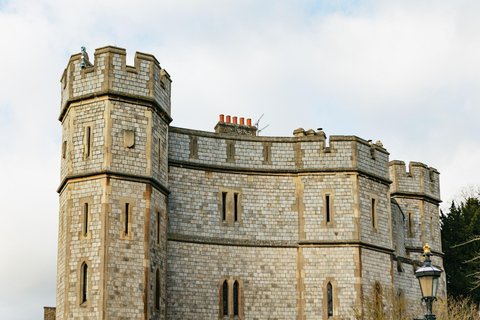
(215, 114, 257, 136)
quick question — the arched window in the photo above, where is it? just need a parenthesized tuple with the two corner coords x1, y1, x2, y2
(374, 282, 383, 311)
(233, 281, 239, 316)
(81, 263, 88, 303)
(327, 282, 333, 316)
(222, 280, 228, 316)
(155, 269, 161, 310)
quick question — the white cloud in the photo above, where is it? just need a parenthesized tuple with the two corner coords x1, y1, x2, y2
(1, 0, 480, 318)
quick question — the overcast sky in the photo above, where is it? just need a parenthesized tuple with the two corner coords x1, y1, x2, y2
(1, 0, 479, 318)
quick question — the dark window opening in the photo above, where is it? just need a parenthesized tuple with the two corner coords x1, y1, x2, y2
(408, 212, 414, 235)
(326, 195, 330, 223)
(62, 141, 67, 159)
(82, 263, 88, 303)
(327, 282, 333, 316)
(157, 212, 160, 244)
(125, 203, 129, 235)
(158, 139, 162, 168)
(155, 270, 160, 310)
(223, 280, 228, 316)
(222, 193, 227, 221)
(83, 203, 89, 235)
(233, 281, 239, 316)
(371, 198, 376, 227)
(85, 126, 91, 158)
(234, 193, 239, 222)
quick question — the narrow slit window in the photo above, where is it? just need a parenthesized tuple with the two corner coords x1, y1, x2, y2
(83, 203, 89, 235)
(222, 280, 228, 316)
(125, 203, 130, 235)
(234, 193, 239, 222)
(82, 263, 88, 303)
(430, 216, 434, 240)
(85, 126, 91, 158)
(327, 282, 333, 316)
(374, 282, 383, 311)
(326, 195, 331, 223)
(155, 269, 161, 310)
(158, 139, 162, 169)
(233, 281, 239, 316)
(408, 213, 414, 235)
(222, 192, 227, 222)
(371, 198, 376, 228)
(62, 141, 67, 159)
(157, 211, 161, 245)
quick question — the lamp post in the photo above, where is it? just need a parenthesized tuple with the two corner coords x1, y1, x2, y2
(414, 243, 443, 320)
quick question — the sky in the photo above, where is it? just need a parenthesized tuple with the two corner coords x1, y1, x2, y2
(0, 0, 479, 318)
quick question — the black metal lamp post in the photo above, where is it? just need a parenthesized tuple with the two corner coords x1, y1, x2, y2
(414, 243, 443, 320)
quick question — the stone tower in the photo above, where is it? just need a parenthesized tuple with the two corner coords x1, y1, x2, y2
(56, 46, 171, 319)
(54, 46, 445, 320)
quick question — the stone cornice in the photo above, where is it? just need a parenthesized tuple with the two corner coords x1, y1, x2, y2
(390, 192, 441, 204)
(59, 91, 173, 124)
(57, 170, 170, 196)
(168, 233, 396, 254)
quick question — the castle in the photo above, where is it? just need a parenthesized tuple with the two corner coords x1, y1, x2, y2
(51, 46, 445, 319)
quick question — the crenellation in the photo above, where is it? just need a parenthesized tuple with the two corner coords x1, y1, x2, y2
(389, 160, 440, 201)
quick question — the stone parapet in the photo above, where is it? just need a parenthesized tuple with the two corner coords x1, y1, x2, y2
(60, 46, 171, 122)
(389, 161, 440, 203)
(168, 127, 390, 181)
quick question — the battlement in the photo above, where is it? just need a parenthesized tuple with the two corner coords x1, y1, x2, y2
(169, 125, 390, 180)
(59, 46, 172, 121)
(389, 160, 440, 202)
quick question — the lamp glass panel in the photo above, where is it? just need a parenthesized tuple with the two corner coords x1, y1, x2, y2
(432, 277, 439, 297)
(419, 276, 433, 297)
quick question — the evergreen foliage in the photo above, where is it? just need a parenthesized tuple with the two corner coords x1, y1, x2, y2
(441, 196, 480, 303)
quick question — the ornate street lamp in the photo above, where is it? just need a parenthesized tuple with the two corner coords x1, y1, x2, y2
(414, 243, 443, 320)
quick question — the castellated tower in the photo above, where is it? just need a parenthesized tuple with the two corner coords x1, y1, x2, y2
(56, 46, 171, 319)
(55, 46, 445, 320)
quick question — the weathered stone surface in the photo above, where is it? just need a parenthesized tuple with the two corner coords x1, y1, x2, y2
(54, 46, 445, 320)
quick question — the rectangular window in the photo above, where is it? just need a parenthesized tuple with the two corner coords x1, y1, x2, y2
(219, 189, 242, 227)
(371, 198, 376, 228)
(85, 126, 91, 158)
(125, 203, 130, 235)
(408, 212, 414, 236)
(158, 138, 162, 169)
(190, 136, 199, 159)
(62, 141, 67, 159)
(430, 216, 434, 240)
(326, 195, 331, 223)
(263, 142, 272, 164)
(157, 211, 161, 245)
(234, 193, 239, 222)
(83, 203, 89, 236)
(222, 193, 227, 221)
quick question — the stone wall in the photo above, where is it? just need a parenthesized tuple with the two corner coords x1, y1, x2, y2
(44, 307, 56, 320)
(168, 128, 389, 180)
(167, 241, 298, 319)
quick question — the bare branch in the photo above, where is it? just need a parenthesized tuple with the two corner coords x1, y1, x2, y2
(451, 236, 480, 248)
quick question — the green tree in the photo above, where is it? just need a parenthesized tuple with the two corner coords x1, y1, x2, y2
(441, 196, 480, 303)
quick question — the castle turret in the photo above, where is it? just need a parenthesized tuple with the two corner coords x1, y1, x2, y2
(56, 46, 170, 319)
(389, 161, 441, 255)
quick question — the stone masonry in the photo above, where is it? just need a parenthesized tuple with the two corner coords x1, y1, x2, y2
(52, 46, 445, 320)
